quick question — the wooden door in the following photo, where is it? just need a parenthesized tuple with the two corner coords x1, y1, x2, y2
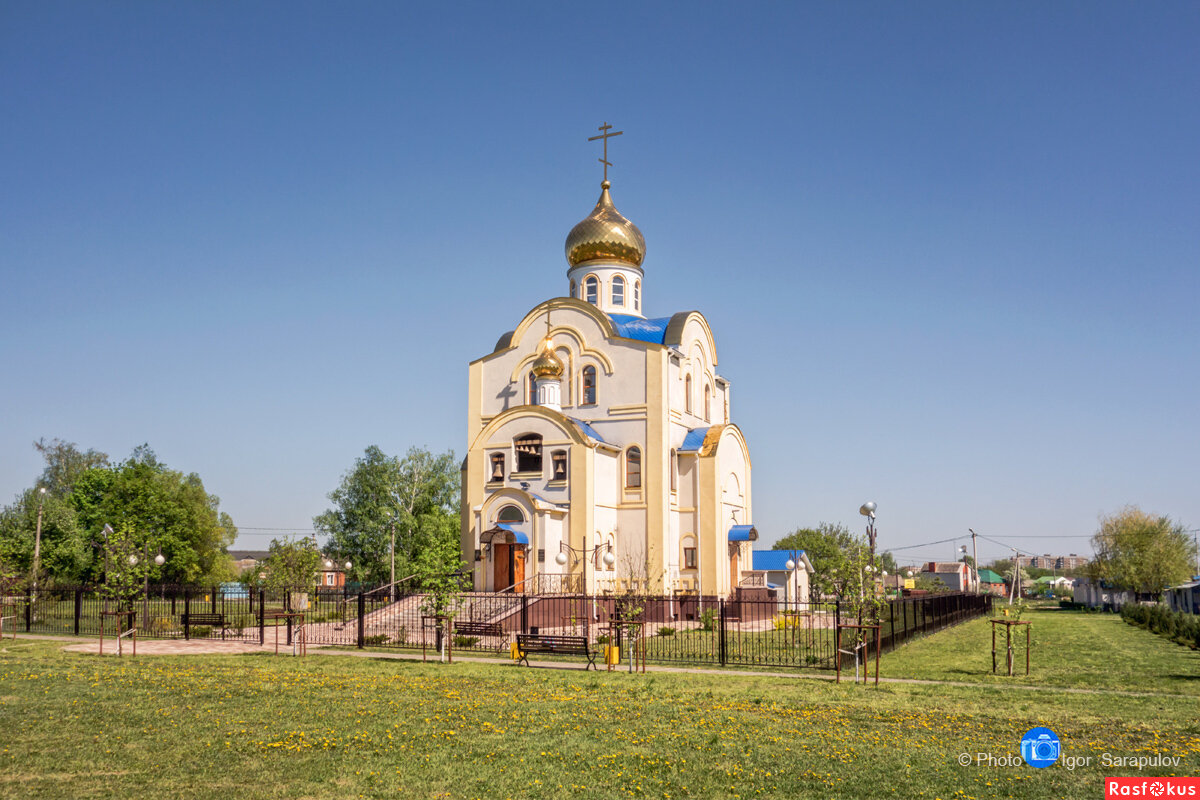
(513, 547, 526, 593)
(729, 547, 740, 593)
(493, 543, 510, 591)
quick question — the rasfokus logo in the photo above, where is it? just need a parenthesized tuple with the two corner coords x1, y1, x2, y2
(1106, 777, 1200, 798)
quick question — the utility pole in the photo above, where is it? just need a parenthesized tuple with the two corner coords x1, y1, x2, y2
(968, 528, 980, 593)
(31, 487, 47, 603)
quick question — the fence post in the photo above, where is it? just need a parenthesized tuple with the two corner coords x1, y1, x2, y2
(357, 593, 365, 649)
(183, 589, 191, 640)
(211, 587, 217, 614)
(286, 590, 293, 647)
(717, 599, 727, 666)
(74, 588, 83, 636)
(258, 589, 265, 645)
(24, 594, 31, 632)
(889, 599, 896, 653)
(521, 594, 529, 634)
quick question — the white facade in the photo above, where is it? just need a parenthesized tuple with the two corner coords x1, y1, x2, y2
(460, 180, 755, 598)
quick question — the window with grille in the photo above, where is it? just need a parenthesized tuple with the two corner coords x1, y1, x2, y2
(551, 450, 567, 481)
(489, 453, 505, 482)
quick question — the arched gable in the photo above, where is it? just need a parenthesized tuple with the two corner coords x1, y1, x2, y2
(469, 404, 599, 453)
(664, 311, 719, 366)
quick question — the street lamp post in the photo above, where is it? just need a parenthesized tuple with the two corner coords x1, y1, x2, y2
(859, 502, 878, 567)
(140, 542, 166, 629)
(555, 539, 615, 639)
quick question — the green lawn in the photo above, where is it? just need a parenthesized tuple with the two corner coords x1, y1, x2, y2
(1, 620, 1198, 800)
(882, 606, 1200, 695)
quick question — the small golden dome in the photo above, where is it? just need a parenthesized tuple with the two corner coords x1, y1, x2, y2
(531, 338, 564, 379)
(564, 181, 645, 269)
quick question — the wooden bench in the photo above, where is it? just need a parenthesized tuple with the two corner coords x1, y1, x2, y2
(515, 633, 597, 670)
(454, 621, 508, 653)
(182, 612, 227, 640)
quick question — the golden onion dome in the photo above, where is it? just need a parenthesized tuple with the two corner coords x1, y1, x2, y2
(564, 181, 645, 269)
(531, 338, 564, 380)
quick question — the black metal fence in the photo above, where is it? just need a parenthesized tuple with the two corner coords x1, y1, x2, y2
(7, 586, 991, 670)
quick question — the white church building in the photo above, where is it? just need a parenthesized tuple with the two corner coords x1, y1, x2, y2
(460, 136, 759, 599)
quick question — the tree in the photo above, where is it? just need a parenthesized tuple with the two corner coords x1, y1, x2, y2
(314, 446, 459, 587)
(1089, 506, 1196, 600)
(32, 438, 109, 496)
(257, 538, 322, 594)
(773, 522, 869, 600)
(69, 446, 237, 585)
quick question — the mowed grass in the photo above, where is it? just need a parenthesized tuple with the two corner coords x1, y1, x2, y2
(0, 610, 1198, 800)
(882, 606, 1200, 694)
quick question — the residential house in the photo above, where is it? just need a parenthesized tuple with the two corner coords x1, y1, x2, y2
(748, 550, 815, 603)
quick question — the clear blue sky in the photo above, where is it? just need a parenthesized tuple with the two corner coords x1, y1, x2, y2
(3, 2, 1198, 567)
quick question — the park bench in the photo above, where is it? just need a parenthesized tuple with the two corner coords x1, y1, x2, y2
(454, 621, 508, 653)
(182, 612, 227, 640)
(515, 633, 597, 670)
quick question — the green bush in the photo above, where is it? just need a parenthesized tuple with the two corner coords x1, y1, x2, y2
(189, 625, 212, 638)
(453, 635, 479, 648)
(362, 634, 389, 646)
(700, 608, 716, 632)
(1121, 603, 1200, 649)
(657, 626, 676, 637)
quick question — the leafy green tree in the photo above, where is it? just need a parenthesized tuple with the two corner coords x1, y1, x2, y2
(1089, 506, 1196, 599)
(32, 438, 109, 496)
(96, 523, 147, 613)
(69, 446, 237, 585)
(257, 538, 322, 594)
(0, 489, 91, 584)
(315, 446, 459, 587)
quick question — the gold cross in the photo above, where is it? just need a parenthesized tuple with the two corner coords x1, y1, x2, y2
(587, 122, 623, 182)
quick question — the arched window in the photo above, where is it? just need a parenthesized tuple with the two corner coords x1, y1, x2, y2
(669, 448, 677, 493)
(497, 505, 525, 523)
(612, 275, 625, 306)
(551, 450, 568, 481)
(514, 434, 543, 473)
(527, 371, 537, 404)
(625, 446, 642, 489)
(581, 365, 597, 405)
(569, 279, 576, 299)
(585, 276, 599, 304)
(634, 280, 640, 311)
(682, 535, 697, 570)
(704, 384, 711, 422)
(489, 453, 505, 483)
(685, 374, 693, 414)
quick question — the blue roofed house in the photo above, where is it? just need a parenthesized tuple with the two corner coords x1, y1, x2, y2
(747, 550, 815, 603)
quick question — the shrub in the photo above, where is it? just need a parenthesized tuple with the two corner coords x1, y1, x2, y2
(362, 634, 390, 646)
(453, 635, 479, 648)
(596, 634, 611, 645)
(657, 626, 676, 637)
(189, 625, 212, 638)
(700, 608, 717, 632)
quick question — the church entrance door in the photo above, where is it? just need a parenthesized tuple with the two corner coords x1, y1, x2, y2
(492, 544, 527, 592)
(729, 548, 740, 593)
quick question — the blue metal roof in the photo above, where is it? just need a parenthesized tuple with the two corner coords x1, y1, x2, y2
(493, 523, 529, 545)
(727, 525, 758, 542)
(608, 314, 671, 344)
(752, 550, 805, 571)
(679, 427, 709, 452)
(567, 417, 606, 443)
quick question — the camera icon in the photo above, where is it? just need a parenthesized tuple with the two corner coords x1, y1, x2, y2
(1019, 728, 1061, 768)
